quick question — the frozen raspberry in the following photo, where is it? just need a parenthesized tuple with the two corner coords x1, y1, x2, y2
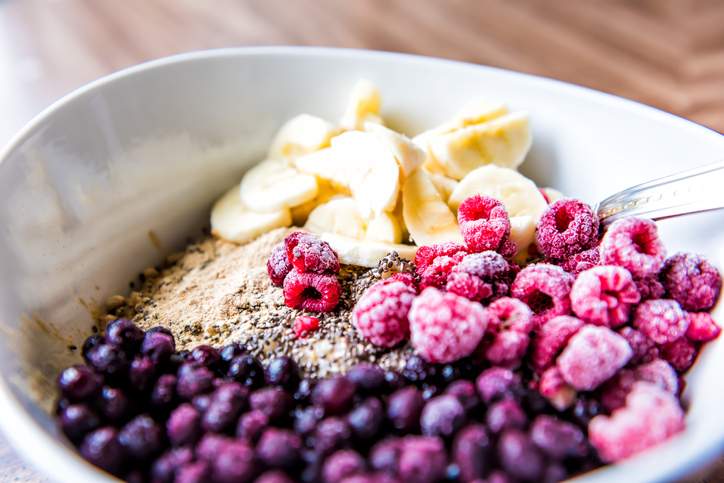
(600, 370, 636, 412)
(293, 316, 319, 338)
(288, 235, 339, 274)
(531, 315, 584, 372)
(633, 299, 688, 345)
(483, 297, 534, 367)
(414, 242, 467, 272)
(417, 255, 460, 290)
(283, 269, 341, 312)
(352, 279, 416, 348)
(538, 366, 576, 411)
(561, 247, 600, 275)
(617, 327, 658, 365)
(601, 359, 679, 413)
(661, 337, 698, 372)
(685, 312, 721, 342)
(446, 252, 515, 302)
(635, 359, 679, 395)
(267, 243, 292, 287)
(487, 297, 534, 333)
(589, 382, 684, 462)
(511, 263, 574, 327)
(570, 266, 640, 328)
(557, 325, 632, 391)
(498, 238, 518, 259)
(634, 274, 666, 300)
(599, 217, 666, 277)
(484, 330, 530, 367)
(408, 287, 490, 363)
(384, 272, 417, 289)
(535, 199, 599, 260)
(457, 195, 511, 253)
(661, 252, 722, 311)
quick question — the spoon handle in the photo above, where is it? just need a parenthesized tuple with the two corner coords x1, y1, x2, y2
(595, 160, 724, 225)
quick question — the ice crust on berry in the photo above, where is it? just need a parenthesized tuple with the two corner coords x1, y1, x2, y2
(633, 299, 688, 345)
(570, 266, 640, 327)
(352, 279, 416, 348)
(532, 315, 584, 373)
(457, 195, 511, 253)
(511, 263, 574, 327)
(599, 217, 666, 278)
(662, 252, 722, 311)
(283, 269, 341, 312)
(536, 199, 599, 260)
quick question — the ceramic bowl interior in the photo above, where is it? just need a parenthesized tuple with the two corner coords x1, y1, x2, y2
(0, 47, 722, 483)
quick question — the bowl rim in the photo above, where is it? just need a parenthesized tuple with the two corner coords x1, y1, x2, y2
(0, 46, 722, 483)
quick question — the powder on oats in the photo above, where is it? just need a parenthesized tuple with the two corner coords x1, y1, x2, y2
(103, 228, 415, 378)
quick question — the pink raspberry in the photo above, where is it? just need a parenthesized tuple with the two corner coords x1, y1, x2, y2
(599, 369, 636, 412)
(484, 297, 534, 366)
(635, 359, 679, 395)
(352, 280, 416, 348)
(408, 287, 490, 363)
(685, 312, 721, 342)
(414, 243, 467, 290)
(293, 316, 319, 338)
(661, 252, 722, 311)
(617, 327, 658, 365)
(531, 315, 584, 373)
(557, 325, 632, 391)
(267, 243, 292, 287)
(445, 252, 515, 302)
(484, 330, 530, 367)
(602, 359, 680, 412)
(283, 269, 341, 312)
(570, 266, 640, 328)
(633, 274, 666, 301)
(457, 195, 511, 253)
(661, 337, 698, 373)
(633, 299, 688, 345)
(599, 217, 666, 278)
(384, 272, 418, 289)
(589, 382, 684, 462)
(288, 235, 339, 274)
(535, 199, 599, 260)
(538, 366, 576, 411)
(511, 263, 575, 327)
(561, 247, 600, 275)
(487, 297, 534, 333)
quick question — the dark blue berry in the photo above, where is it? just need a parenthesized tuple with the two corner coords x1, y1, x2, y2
(486, 399, 527, 434)
(387, 387, 423, 432)
(265, 356, 300, 389)
(79, 427, 125, 475)
(347, 397, 383, 440)
(530, 415, 587, 460)
(118, 414, 163, 461)
(82, 334, 104, 364)
(294, 378, 314, 402)
(347, 363, 386, 393)
(96, 386, 129, 422)
(237, 410, 269, 442)
(256, 428, 302, 469)
(322, 449, 365, 483)
(59, 404, 100, 443)
(250, 387, 291, 423)
(384, 371, 404, 392)
(86, 344, 129, 377)
(57, 365, 102, 401)
(402, 355, 435, 383)
(192, 393, 212, 412)
(105, 319, 144, 353)
(313, 417, 352, 456)
(176, 363, 214, 400)
(445, 380, 479, 414)
(151, 374, 177, 410)
(141, 328, 175, 363)
(497, 429, 544, 481)
(176, 461, 211, 483)
(370, 438, 402, 473)
(150, 447, 194, 483)
(420, 395, 465, 439)
(211, 440, 257, 483)
(311, 376, 355, 415)
(452, 424, 491, 481)
(219, 343, 246, 364)
(203, 382, 248, 432)
(167, 403, 201, 447)
(293, 406, 323, 436)
(190, 345, 221, 369)
(128, 356, 156, 392)
(227, 355, 264, 388)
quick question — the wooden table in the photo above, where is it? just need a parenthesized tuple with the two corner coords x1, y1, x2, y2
(0, 0, 722, 481)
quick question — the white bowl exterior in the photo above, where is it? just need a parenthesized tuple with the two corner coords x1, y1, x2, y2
(0, 47, 722, 482)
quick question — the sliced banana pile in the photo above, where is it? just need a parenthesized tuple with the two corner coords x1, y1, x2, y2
(212, 80, 553, 267)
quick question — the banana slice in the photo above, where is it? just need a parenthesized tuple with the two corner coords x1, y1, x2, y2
(340, 79, 383, 130)
(403, 169, 463, 246)
(240, 159, 319, 212)
(321, 233, 417, 268)
(427, 172, 459, 203)
(365, 212, 402, 244)
(290, 179, 345, 225)
(448, 165, 547, 252)
(268, 114, 339, 161)
(426, 112, 532, 180)
(211, 186, 291, 244)
(365, 123, 425, 177)
(305, 197, 367, 240)
(413, 101, 509, 147)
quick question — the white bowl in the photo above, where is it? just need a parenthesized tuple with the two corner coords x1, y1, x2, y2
(0, 47, 722, 483)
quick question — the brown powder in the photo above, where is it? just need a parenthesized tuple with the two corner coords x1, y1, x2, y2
(106, 228, 414, 378)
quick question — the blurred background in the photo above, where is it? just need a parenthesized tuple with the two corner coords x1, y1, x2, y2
(0, 0, 723, 480)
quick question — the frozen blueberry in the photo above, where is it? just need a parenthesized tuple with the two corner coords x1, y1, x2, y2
(265, 356, 300, 389)
(497, 429, 544, 481)
(384, 371, 404, 392)
(387, 387, 424, 432)
(322, 449, 365, 483)
(211, 440, 257, 483)
(250, 387, 292, 422)
(82, 334, 104, 364)
(256, 428, 302, 469)
(59, 404, 100, 443)
(420, 395, 465, 439)
(219, 343, 246, 364)
(444, 380, 479, 414)
(176, 461, 211, 483)
(150, 447, 194, 483)
(530, 415, 587, 460)
(294, 378, 314, 403)
(312, 376, 356, 415)
(237, 409, 269, 442)
(370, 438, 403, 474)
(118, 414, 162, 461)
(398, 436, 447, 483)
(80, 427, 125, 475)
(167, 403, 201, 447)
(151, 374, 177, 410)
(196, 433, 232, 462)
(347, 363, 386, 393)
(192, 393, 212, 412)
(203, 382, 248, 432)
(96, 386, 129, 422)
(176, 363, 215, 400)
(105, 319, 144, 353)
(347, 397, 383, 440)
(486, 399, 527, 434)
(57, 365, 102, 401)
(256, 470, 295, 483)
(293, 406, 324, 436)
(452, 424, 491, 482)
(141, 327, 175, 363)
(85, 344, 129, 378)
(402, 355, 435, 383)
(313, 417, 352, 456)
(476, 368, 520, 404)
(190, 345, 221, 369)
(128, 356, 156, 392)
(227, 355, 264, 388)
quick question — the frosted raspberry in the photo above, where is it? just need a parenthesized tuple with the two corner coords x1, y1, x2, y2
(385, 272, 418, 289)
(635, 359, 678, 395)
(602, 358, 680, 412)
(284, 231, 311, 262)
(661, 252, 722, 311)
(531, 315, 584, 372)
(267, 243, 292, 287)
(538, 366, 576, 411)
(561, 248, 600, 275)
(408, 287, 490, 363)
(599, 217, 666, 278)
(570, 266, 640, 328)
(288, 235, 339, 274)
(484, 330, 529, 367)
(661, 337, 698, 373)
(685, 312, 721, 342)
(457, 195, 511, 253)
(293, 316, 319, 338)
(599, 370, 636, 412)
(446, 252, 515, 302)
(414, 243, 467, 290)
(487, 297, 534, 333)
(557, 326, 632, 391)
(498, 238, 518, 259)
(633, 299, 688, 345)
(283, 269, 341, 312)
(634, 274, 666, 301)
(352, 280, 416, 348)
(511, 264, 575, 327)
(617, 327, 658, 365)
(589, 382, 684, 462)
(535, 199, 599, 260)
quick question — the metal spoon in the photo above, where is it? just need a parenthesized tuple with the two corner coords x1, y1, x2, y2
(596, 160, 724, 225)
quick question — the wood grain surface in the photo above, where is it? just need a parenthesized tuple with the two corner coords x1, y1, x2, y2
(0, 0, 723, 481)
